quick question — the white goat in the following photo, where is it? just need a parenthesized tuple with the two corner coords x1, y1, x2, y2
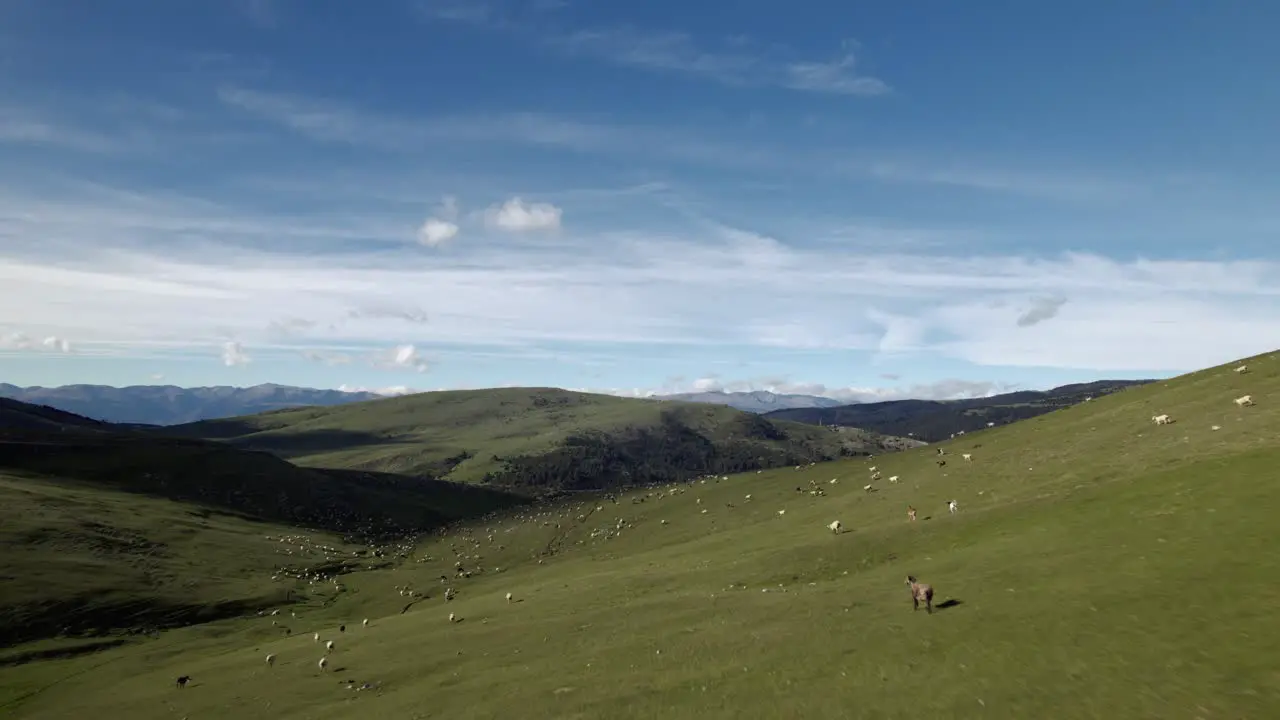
(961, 453, 972, 461)
(828, 520, 842, 534)
(1234, 395, 1254, 407)
(888, 475, 899, 483)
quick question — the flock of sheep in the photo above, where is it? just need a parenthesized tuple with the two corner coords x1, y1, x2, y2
(172, 357, 1265, 691)
(1151, 364, 1256, 427)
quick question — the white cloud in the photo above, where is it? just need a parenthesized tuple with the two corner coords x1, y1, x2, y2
(221, 341, 251, 366)
(483, 197, 563, 232)
(337, 384, 423, 396)
(418, 218, 460, 246)
(412, 8, 890, 97)
(372, 344, 430, 372)
(606, 376, 1017, 404)
(2, 191, 1278, 375)
(0, 331, 73, 354)
(417, 195, 461, 246)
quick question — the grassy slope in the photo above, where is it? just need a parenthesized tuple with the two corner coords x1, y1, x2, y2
(0, 401, 528, 647)
(4, 353, 1279, 719)
(764, 379, 1151, 442)
(166, 387, 920, 485)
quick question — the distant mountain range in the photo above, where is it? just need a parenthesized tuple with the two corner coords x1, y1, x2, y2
(656, 390, 846, 413)
(761, 379, 1155, 442)
(0, 383, 384, 426)
(0, 379, 1156, 433)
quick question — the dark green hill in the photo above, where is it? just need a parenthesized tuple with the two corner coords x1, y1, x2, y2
(165, 387, 924, 493)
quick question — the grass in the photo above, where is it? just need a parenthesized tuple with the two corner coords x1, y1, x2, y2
(2, 352, 1279, 718)
(165, 387, 919, 484)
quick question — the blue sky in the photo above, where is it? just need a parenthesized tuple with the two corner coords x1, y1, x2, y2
(2, 0, 1279, 401)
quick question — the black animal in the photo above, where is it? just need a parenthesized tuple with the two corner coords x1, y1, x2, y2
(176, 675, 191, 689)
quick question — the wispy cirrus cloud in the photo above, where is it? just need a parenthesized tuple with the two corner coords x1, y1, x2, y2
(412, 2, 889, 96)
(216, 85, 1145, 203)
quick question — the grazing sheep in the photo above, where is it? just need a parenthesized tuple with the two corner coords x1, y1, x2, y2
(906, 575, 934, 614)
(961, 453, 972, 461)
(449, 612, 457, 622)
(907, 506, 917, 522)
(325, 640, 335, 652)
(1152, 414, 1173, 425)
(313, 632, 320, 642)
(863, 484, 874, 492)
(265, 653, 276, 667)
(318, 657, 328, 671)
(948, 500, 958, 514)
(362, 618, 369, 627)
(828, 520, 842, 534)
(506, 592, 514, 604)
(1234, 395, 1254, 407)
(1235, 364, 1249, 374)
(889, 475, 899, 484)
(176, 675, 191, 689)
(777, 509, 786, 516)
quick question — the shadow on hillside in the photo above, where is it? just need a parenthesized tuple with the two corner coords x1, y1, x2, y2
(934, 599, 963, 611)
(166, 422, 402, 458)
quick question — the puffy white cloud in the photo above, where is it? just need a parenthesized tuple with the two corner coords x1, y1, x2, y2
(619, 376, 1016, 404)
(336, 384, 423, 396)
(221, 340, 251, 366)
(0, 331, 73, 353)
(418, 218, 459, 246)
(483, 197, 562, 232)
(371, 344, 430, 373)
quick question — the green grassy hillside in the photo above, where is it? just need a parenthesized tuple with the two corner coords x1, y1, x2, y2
(166, 387, 922, 492)
(3, 352, 1277, 719)
(0, 400, 528, 647)
(764, 378, 1151, 442)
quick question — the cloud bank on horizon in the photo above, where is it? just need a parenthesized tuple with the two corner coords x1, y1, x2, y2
(2, 0, 1278, 402)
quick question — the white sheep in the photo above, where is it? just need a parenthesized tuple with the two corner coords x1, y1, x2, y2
(828, 520, 842, 534)
(325, 640, 335, 652)
(265, 653, 276, 667)
(1152, 414, 1173, 425)
(448, 612, 457, 622)
(948, 500, 958, 514)
(318, 657, 328, 671)
(961, 453, 972, 461)
(362, 618, 369, 627)
(1235, 364, 1248, 374)
(313, 632, 319, 642)
(888, 475, 899, 483)
(1234, 395, 1254, 407)
(506, 592, 513, 604)
(863, 484, 874, 492)
(777, 509, 786, 516)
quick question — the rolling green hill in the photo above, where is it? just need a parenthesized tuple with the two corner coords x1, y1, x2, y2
(3, 352, 1278, 719)
(0, 400, 527, 647)
(165, 387, 923, 492)
(763, 378, 1152, 442)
